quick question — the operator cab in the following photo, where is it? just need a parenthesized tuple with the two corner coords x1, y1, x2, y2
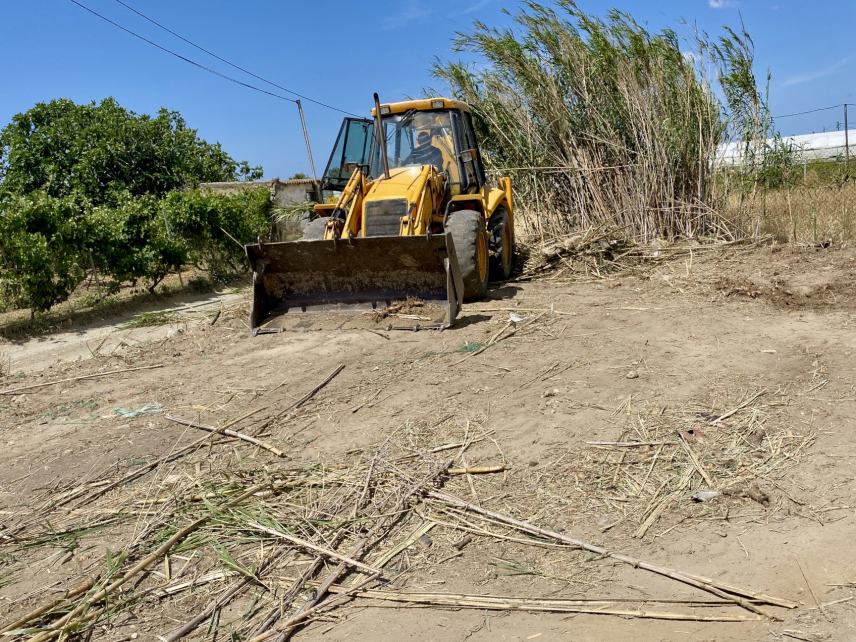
(320, 97, 486, 197)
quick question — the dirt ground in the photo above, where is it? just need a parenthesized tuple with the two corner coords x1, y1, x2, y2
(2, 242, 856, 641)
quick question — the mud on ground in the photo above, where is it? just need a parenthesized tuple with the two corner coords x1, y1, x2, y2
(1, 243, 856, 641)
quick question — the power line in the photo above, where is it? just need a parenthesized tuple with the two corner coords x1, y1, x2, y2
(109, 0, 357, 117)
(66, 0, 356, 117)
(67, 0, 296, 104)
(772, 104, 847, 120)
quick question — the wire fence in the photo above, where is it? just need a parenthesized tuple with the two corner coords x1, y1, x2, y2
(714, 103, 856, 242)
(722, 168, 856, 243)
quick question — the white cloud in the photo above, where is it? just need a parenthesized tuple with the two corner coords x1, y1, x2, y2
(782, 57, 850, 88)
(457, 0, 492, 15)
(382, 1, 431, 30)
(709, 0, 739, 8)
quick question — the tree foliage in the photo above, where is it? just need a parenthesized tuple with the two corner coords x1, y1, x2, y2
(0, 190, 91, 312)
(0, 98, 268, 313)
(161, 187, 273, 281)
(0, 98, 261, 200)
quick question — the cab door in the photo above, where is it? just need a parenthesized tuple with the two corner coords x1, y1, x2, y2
(321, 117, 373, 191)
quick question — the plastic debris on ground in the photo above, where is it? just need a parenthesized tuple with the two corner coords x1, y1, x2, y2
(113, 403, 163, 418)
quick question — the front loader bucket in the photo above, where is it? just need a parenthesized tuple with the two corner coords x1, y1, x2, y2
(244, 233, 464, 333)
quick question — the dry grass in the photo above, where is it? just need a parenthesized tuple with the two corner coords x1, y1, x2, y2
(519, 389, 816, 540)
(0, 383, 806, 639)
(517, 226, 770, 281)
(0, 419, 463, 639)
(724, 182, 856, 243)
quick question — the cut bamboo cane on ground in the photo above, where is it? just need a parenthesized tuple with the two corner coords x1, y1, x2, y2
(426, 490, 797, 617)
(0, 364, 165, 395)
(0, 578, 97, 634)
(290, 364, 345, 410)
(246, 521, 386, 577)
(165, 415, 284, 457)
(318, 587, 762, 622)
(448, 465, 505, 475)
(23, 482, 270, 641)
(252, 460, 453, 642)
(251, 364, 345, 435)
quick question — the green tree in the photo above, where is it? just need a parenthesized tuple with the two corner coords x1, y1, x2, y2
(0, 98, 266, 313)
(0, 98, 261, 202)
(88, 192, 188, 292)
(162, 187, 271, 282)
(0, 190, 91, 312)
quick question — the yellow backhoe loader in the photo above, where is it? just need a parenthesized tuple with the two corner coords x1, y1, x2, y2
(244, 94, 514, 333)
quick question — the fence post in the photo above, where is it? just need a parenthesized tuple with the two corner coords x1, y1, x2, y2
(845, 103, 850, 174)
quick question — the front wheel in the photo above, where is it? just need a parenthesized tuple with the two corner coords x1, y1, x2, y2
(446, 209, 489, 300)
(488, 207, 514, 281)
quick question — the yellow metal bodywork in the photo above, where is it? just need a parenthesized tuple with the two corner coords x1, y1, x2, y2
(244, 97, 513, 332)
(311, 97, 511, 237)
(319, 168, 512, 243)
(371, 96, 471, 116)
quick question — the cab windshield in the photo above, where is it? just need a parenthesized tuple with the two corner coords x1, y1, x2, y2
(370, 110, 454, 177)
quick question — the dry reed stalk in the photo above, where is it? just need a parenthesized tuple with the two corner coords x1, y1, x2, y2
(447, 465, 505, 475)
(0, 364, 165, 395)
(24, 482, 269, 641)
(248, 364, 345, 436)
(427, 490, 796, 615)
(319, 586, 763, 622)
(258, 573, 383, 641)
(165, 414, 284, 456)
(260, 460, 453, 642)
(245, 521, 386, 576)
(421, 506, 579, 550)
(0, 578, 97, 634)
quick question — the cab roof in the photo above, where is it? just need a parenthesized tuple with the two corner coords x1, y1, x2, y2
(371, 97, 470, 117)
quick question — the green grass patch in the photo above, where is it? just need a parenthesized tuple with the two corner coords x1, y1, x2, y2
(458, 341, 485, 353)
(119, 310, 180, 329)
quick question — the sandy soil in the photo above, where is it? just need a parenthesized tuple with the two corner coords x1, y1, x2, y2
(1, 243, 855, 641)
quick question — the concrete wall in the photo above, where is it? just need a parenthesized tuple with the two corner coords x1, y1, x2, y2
(200, 178, 318, 205)
(200, 178, 318, 241)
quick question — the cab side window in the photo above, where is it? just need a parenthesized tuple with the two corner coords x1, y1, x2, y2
(462, 112, 486, 187)
(321, 118, 372, 191)
(452, 111, 484, 193)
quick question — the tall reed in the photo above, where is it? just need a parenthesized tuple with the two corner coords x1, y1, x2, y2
(435, 1, 766, 242)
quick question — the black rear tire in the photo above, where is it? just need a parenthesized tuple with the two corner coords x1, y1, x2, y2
(446, 210, 489, 300)
(488, 207, 514, 281)
(301, 216, 330, 240)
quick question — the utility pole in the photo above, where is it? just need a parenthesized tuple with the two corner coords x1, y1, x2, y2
(295, 100, 318, 183)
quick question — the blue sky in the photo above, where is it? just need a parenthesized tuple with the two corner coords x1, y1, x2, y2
(1, 1, 854, 178)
